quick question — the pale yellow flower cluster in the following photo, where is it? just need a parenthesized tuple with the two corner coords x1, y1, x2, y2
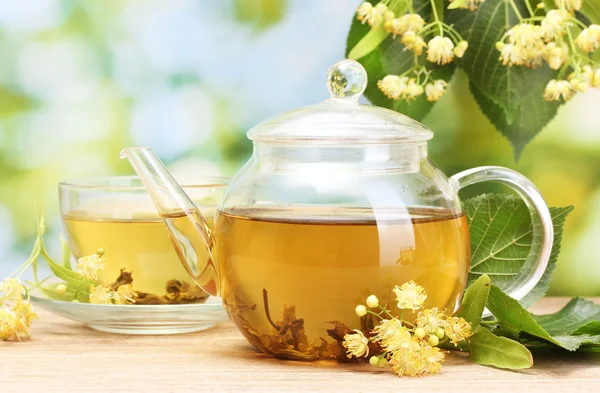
(355, 2, 468, 103)
(77, 250, 106, 281)
(495, 5, 600, 102)
(1, 278, 38, 341)
(344, 282, 473, 377)
(89, 284, 137, 305)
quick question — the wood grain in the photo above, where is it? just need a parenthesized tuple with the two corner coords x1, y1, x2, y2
(1, 297, 599, 392)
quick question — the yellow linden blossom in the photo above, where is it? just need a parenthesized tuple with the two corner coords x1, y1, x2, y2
(401, 32, 427, 55)
(425, 80, 447, 102)
(544, 42, 569, 70)
(569, 77, 589, 93)
(372, 318, 405, 347)
(0, 300, 37, 341)
(377, 75, 407, 100)
(385, 327, 421, 352)
(554, 0, 582, 12)
(418, 343, 445, 375)
(398, 14, 426, 34)
(385, 18, 404, 38)
(390, 348, 423, 376)
(497, 43, 524, 66)
(343, 329, 370, 358)
(89, 284, 114, 304)
(405, 78, 424, 100)
(113, 284, 137, 305)
(579, 65, 600, 88)
(445, 316, 473, 345)
(540, 10, 569, 40)
(426, 36, 455, 65)
(356, 2, 388, 28)
(453, 41, 469, 58)
(575, 25, 600, 52)
(1, 278, 24, 300)
(416, 307, 447, 333)
(393, 281, 427, 311)
(543, 79, 574, 101)
(501, 23, 545, 68)
(77, 252, 105, 281)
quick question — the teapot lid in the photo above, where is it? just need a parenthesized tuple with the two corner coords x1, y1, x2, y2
(247, 59, 433, 144)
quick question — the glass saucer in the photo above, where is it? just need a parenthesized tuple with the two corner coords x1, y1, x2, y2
(30, 296, 229, 335)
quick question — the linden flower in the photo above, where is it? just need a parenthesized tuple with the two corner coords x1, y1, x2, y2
(575, 25, 600, 52)
(418, 343, 445, 375)
(544, 42, 569, 70)
(401, 32, 427, 55)
(393, 281, 427, 310)
(378, 75, 408, 100)
(356, 2, 388, 28)
(113, 284, 136, 305)
(544, 79, 574, 101)
(416, 307, 447, 333)
(405, 78, 424, 100)
(554, 0, 582, 12)
(454, 40, 468, 58)
(89, 284, 114, 304)
(427, 36, 455, 65)
(0, 300, 37, 341)
(372, 318, 405, 347)
(507, 23, 541, 47)
(385, 18, 403, 38)
(540, 10, 569, 40)
(579, 65, 600, 88)
(343, 329, 370, 358)
(390, 348, 422, 376)
(385, 326, 420, 352)
(569, 77, 589, 93)
(445, 316, 473, 345)
(77, 253, 105, 281)
(425, 80, 448, 102)
(497, 43, 524, 66)
(398, 14, 426, 34)
(1, 278, 24, 300)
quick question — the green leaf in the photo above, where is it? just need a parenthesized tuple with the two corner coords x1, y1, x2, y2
(348, 27, 390, 61)
(457, 274, 491, 327)
(464, 194, 573, 308)
(447, 1, 561, 159)
(232, 0, 286, 31)
(534, 298, 600, 335)
(469, 326, 533, 369)
(486, 285, 600, 351)
(579, 0, 600, 24)
(345, 0, 455, 120)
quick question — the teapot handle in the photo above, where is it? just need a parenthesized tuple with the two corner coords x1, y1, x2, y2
(451, 166, 554, 304)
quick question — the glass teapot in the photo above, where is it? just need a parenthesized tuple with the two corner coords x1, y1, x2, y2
(121, 60, 553, 360)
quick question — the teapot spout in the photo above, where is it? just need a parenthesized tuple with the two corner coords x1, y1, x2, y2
(120, 147, 219, 296)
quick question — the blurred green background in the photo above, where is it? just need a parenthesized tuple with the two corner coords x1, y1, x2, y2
(0, 0, 599, 295)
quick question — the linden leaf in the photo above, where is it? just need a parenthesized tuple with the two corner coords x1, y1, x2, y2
(464, 194, 573, 308)
(469, 325, 533, 369)
(457, 274, 491, 328)
(486, 286, 600, 351)
(446, 0, 561, 159)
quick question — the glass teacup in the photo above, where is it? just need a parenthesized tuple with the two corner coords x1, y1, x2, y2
(58, 176, 227, 304)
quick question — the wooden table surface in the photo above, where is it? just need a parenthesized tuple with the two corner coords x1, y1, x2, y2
(2, 297, 599, 392)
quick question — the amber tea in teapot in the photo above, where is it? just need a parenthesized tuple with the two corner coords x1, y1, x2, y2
(216, 206, 469, 351)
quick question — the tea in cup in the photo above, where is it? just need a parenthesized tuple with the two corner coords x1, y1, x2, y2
(59, 176, 227, 304)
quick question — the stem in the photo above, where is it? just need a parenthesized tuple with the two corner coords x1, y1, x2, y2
(442, 24, 462, 42)
(262, 288, 279, 331)
(479, 319, 500, 325)
(508, 0, 524, 22)
(366, 309, 385, 320)
(378, 305, 397, 320)
(569, 17, 589, 31)
(430, 0, 443, 35)
(524, 0, 535, 17)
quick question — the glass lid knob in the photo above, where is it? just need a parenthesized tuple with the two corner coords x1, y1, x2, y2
(326, 59, 367, 101)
